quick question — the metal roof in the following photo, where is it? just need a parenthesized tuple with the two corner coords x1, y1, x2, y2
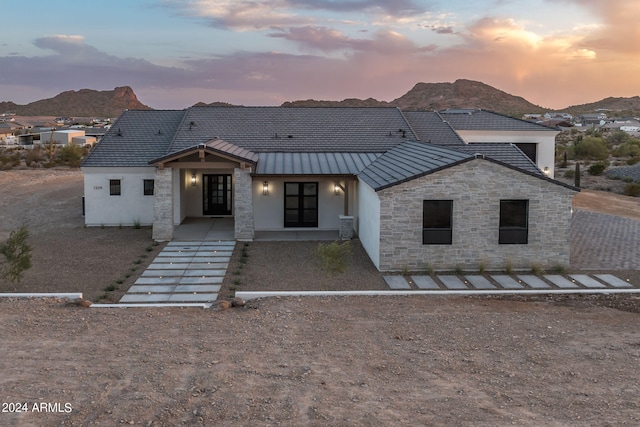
(256, 152, 380, 175)
(449, 143, 543, 175)
(358, 142, 474, 191)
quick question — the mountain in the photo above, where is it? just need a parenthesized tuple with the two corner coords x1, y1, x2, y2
(0, 86, 151, 117)
(282, 79, 545, 116)
(561, 96, 640, 116)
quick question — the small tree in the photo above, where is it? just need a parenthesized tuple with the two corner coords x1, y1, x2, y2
(1, 226, 32, 285)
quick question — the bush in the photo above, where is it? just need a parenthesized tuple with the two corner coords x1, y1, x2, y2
(56, 145, 85, 167)
(574, 136, 610, 160)
(588, 162, 607, 176)
(627, 157, 640, 165)
(613, 140, 640, 158)
(0, 226, 32, 285)
(624, 183, 640, 197)
(317, 241, 351, 274)
(563, 169, 575, 179)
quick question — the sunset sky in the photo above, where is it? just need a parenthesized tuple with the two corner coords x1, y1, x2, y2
(1, 0, 639, 110)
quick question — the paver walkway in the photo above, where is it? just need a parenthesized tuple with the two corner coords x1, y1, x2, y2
(120, 241, 235, 303)
(383, 273, 636, 292)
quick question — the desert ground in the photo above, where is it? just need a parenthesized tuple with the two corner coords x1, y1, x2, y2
(1, 168, 640, 426)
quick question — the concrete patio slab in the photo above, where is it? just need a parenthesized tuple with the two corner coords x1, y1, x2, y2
(151, 257, 199, 263)
(438, 276, 468, 290)
(517, 275, 551, 289)
(465, 275, 496, 290)
(128, 285, 176, 293)
(141, 269, 185, 277)
(174, 284, 221, 293)
(411, 276, 440, 289)
(157, 251, 198, 257)
(148, 263, 191, 269)
(188, 263, 229, 269)
(545, 275, 579, 289)
(194, 251, 233, 257)
(595, 274, 633, 288)
(135, 277, 182, 285)
(168, 293, 219, 302)
(384, 276, 411, 289)
(182, 269, 226, 277)
(570, 274, 606, 288)
(491, 275, 524, 289)
(120, 293, 172, 303)
(179, 276, 224, 284)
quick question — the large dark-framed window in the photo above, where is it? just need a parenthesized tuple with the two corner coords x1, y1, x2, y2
(284, 182, 318, 227)
(499, 200, 529, 244)
(423, 200, 453, 245)
(109, 179, 121, 196)
(143, 179, 154, 196)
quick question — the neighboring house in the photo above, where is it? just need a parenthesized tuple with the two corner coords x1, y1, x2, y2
(40, 129, 86, 145)
(81, 107, 578, 271)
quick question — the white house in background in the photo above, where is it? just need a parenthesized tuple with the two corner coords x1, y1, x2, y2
(81, 107, 577, 271)
(39, 129, 86, 145)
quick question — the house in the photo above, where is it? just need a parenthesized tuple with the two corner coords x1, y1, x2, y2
(81, 107, 577, 271)
(39, 129, 86, 145)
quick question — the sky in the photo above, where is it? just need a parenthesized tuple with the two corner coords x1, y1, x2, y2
(1, 0, 639, 110)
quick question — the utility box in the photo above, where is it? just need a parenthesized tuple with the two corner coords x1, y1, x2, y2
(339, 215, 354, 240)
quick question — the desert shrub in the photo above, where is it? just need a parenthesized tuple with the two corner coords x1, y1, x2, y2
(627, 157, 640, 165)
(613, 140, 640, 157)
(25, 147, 44, 167)
(563, 169, 575, 179)
(574, 136, 609, 160)
(0, 226, 32, 285)
(624, 183, 640, 197)
(56, 145, 84, 167)
(317, 241, 351, 274)
(0, 149, 21, 169)
(606, 130, 632, 146)
(587, 162, 607, 176)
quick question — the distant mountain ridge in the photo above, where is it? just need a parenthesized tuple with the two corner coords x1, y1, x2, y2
(0, 86, 151, 117)
(2, 81, 640, 118)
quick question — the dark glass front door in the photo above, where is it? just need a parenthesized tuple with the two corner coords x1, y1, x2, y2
(203, 174, 232, 216)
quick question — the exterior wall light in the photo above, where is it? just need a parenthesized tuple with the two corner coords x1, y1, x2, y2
(191, 173, 197, 186)
(263, 181, 269, 195)
(334, 183, 341, 195)
(543, 166, 550, 175)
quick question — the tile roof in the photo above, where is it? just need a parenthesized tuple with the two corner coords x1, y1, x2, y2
(358, 142, 474, 191)
(439, 109, 558, 132)
(255, 152, 380, 175)
(167, 106, 415, 153)
(81, 110, 186, 167)
(449, 143, 543, 175)
(402, 111, 466, 145)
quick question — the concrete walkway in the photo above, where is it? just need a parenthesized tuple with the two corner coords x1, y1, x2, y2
(383, 273, 635, 292)
(119, 241, 235, 304)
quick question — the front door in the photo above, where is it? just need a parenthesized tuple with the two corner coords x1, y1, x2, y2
(203, 174, 232, 216)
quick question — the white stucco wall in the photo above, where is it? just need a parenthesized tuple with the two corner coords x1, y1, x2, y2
(456, 130, 558, 178)
(356, 178, 381, 269)
(82, 167, 157, 226)
(252, 177, 346, 231)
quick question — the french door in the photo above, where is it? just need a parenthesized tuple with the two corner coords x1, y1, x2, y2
(203, 174, 232, 216)
(284, 182, 318, 227)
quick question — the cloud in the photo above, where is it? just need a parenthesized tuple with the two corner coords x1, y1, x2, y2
(288, 0, 424, 15)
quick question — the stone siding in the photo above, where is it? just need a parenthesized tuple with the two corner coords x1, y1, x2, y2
(234, 168, 255, 240)
(152, 168, 174, 241)
(377, 159, 577, 272)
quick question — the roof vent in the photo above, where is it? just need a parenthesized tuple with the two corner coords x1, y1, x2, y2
(116, 128, 123, 137)
(189, 121, 196, 130)
(157, 129, 163, 135)
(287, 134, 293, 138)
(475, 153, 485, 159)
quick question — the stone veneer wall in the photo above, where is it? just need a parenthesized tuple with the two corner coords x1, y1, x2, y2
(377, 159, 577, 272)
(152, 167, 174, 241)
(234, 168, 255, 240)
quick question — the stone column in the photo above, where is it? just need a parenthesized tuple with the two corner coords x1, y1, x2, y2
(152, 167, 174, 241)
(233, 168, 255, 241)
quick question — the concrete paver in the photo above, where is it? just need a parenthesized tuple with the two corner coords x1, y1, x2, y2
(384, 276, 411, 289)
(595, 274, 633, 288)
(517, 275, 551, 289)
(545, 275, 579, 289)
(491, 275, 524, 289)
(439, 276, 467, 290)
(465, 275, 496, 290)
(411, 276, 440, 289)
(570, 274, 606, 288)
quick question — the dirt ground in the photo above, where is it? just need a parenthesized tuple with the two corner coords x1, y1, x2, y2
(1, 169, 640, 426)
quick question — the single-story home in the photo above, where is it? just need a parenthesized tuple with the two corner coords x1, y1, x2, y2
(81, 107, 577, 271)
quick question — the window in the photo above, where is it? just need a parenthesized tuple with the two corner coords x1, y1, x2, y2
(143, 179, 154, 196)
(284, 182, 318, 227)
(109, 179, 121, 196)
(423, 200, 452, 244)
(499, 200, 529, 244)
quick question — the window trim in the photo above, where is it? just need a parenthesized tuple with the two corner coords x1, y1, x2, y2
(143, 179, 154, 196)
(499, 199, 529, 244)
(422, 200, 453, 245)
(109, 179, 121, 196)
